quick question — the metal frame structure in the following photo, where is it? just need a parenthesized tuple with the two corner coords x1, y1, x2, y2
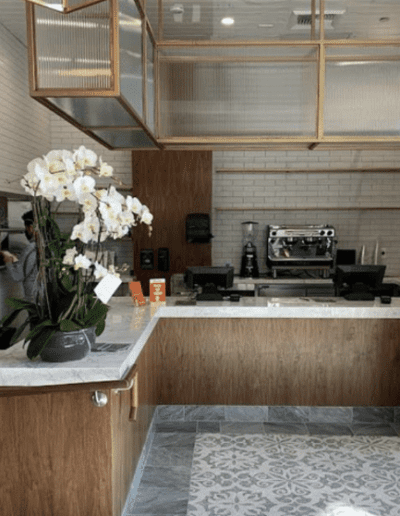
(26, 0, 400, 150)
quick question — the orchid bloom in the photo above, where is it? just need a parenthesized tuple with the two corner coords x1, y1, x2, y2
(73, 254, 92, 271)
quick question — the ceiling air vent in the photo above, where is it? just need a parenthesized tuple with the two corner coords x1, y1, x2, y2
(290, 10, 345, 31)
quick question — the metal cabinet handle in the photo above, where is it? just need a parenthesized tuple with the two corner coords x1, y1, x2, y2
(113, 373, 139, 422)
(91, 391, 108, 408)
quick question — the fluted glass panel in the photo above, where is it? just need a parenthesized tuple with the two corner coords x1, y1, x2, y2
(67, 0, 106, 8)
(160, 57, 317, 137)
(145, 0, 158, 37)
(325, 0, 400, 40)
(92, 129, 157, 147)
(34, 2, 111, 89)
(325, 58, 400, 135)
(159, 46, 318, 59)
(119, 0, 143, 119)
(161, 0, 315, 41)
(146, 31, 155, 133)
(326, 46, 400, 57)
(47, 97, 139, 126)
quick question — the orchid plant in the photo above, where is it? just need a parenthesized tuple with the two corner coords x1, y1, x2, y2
(0, 146, 153, 359)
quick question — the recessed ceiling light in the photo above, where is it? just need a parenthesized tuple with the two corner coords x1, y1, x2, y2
(221, 16, 235, 26)
(258, 24, 274, 28)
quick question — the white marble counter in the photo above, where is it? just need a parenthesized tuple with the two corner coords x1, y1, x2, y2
(1, 295, 400, 388)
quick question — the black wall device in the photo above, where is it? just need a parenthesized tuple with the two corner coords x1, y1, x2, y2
(186, 213, 213, 243)
(158, 248, 170, 272)
(140, 248, 154, 270)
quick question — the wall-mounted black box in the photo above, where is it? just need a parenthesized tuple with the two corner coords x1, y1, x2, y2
(158, 248, 170, 271)
(140, 248, 154, 270)
(186, 213, 213, 243)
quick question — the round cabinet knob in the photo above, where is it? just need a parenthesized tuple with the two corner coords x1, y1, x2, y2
(327, 230, 333, 236)
(319, 230, 325, 236)
(91, 391, 108, 408)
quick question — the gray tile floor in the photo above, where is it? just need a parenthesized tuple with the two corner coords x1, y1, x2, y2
(123, 406, 400, 516)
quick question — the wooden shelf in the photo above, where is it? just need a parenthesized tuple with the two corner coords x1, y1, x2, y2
(215, 206, 400, 211)
(216, 168, 400, 174)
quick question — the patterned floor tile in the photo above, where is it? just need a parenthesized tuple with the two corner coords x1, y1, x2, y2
(187, 433, 400, 516)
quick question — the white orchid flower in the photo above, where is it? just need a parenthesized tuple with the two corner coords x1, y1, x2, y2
(140, 206, 153, 225)
(84, 213, 100, 235)
(94, 189, 108, 201)
(73, 176, 96, 199)
(93, 262, 108, 280)
(126, 195, 142, 215)
(62, 247, 78, 266)
(118, 209, 135, 227)
(108, 264, 120, 278)
(111, 225, 130, 239)
(73, 145, 98, 169)
(73, 254, 92, 271)
(71, 221, 94, 244)
(44, 150, 73, 174)
(99, 158, 113, 177)
(79, 193, 98, 214)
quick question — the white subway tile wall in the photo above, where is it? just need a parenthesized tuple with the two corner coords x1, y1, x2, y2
(0, 23, 51, 194)
(212, 151, 400, 276)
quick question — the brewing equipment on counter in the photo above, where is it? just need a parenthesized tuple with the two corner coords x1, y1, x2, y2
(240, 221, 259, 278)
(267, 224, 337, 278)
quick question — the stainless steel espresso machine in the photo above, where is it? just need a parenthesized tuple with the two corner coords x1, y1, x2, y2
(267, 225, 336, 278)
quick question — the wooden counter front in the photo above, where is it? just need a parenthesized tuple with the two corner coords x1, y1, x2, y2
(154, 318, 400, 406)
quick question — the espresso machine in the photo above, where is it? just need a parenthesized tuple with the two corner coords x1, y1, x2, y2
(240, 221, 259, 278)
(267, 224, 336, 278)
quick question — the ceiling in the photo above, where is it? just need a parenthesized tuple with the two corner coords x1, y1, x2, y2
(0, 0, 28, 45)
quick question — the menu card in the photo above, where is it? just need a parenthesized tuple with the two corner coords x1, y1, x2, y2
(149, 278, 166, 303)
(129, 281, 146, 306)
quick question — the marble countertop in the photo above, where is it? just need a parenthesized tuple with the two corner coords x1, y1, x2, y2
(1, 295, 400, 388)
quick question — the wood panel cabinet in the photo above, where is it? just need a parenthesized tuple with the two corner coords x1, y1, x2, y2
(154, 317, 400, 406)
(0, 339, 158, 516)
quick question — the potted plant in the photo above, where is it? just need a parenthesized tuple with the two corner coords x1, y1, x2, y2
(0, 146, 152, 361)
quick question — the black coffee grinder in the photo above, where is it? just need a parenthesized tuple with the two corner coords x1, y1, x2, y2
(240, 221, 259, 278)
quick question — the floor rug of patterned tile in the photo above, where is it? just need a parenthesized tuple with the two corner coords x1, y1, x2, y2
(187, 433, 400, 516)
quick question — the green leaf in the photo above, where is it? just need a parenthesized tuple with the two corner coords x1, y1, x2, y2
(24, 319, 55, 343)
(95, 317, 106, 336)
(10, 317, 31, 345)
(59, 319, 81, 332)
(0, 327, 17, 349)
(0, 307, 24, 327)
(5, 297, 37, 311)
(27, 327, 57, 360)
(82, 303, 109, 327)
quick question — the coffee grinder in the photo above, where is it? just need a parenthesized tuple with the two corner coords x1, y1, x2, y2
(240, 221, 259, 278)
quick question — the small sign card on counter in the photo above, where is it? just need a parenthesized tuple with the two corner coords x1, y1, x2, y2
(149, 278, 166, 303)
(129, 281, 146, 306)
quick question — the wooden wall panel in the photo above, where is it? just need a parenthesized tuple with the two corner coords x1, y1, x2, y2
(132, 151, 212, 295)
(0, 391, 113, 516)
(155, 318, 400, 406)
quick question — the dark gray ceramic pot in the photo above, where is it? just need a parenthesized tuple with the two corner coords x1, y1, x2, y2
(40, 326, 96, 362)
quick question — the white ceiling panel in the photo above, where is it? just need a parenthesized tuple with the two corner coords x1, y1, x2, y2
(0, 0, 28, 46)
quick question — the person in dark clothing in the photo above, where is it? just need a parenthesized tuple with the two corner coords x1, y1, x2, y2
(0, 210, 38, 302)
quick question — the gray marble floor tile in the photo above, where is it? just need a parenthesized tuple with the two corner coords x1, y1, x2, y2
(155, 422, 197, 433)
(268, 406, 310, 423)
(308, 406, 352, 424)
(139, 466, 192, 490)
(185, 405, 225, 421)
(351, 423, 398, 436)
(392, 423, 400, 436)
(197, 421, 221, 433)
(220, 422, 265, 434)
(394, 407, 400, 424)
(151, 432, 196, 448)
(224, 405, 268, 422)
(156, 406, 185, 422)
(307, 423, 353, 435)
(353, 406, 394, 423)
(128, 488, 188, 515)
(263, 422, 309, 435)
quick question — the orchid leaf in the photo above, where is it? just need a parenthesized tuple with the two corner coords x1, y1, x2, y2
(59, 319, 81, 332)
(27, 327, 57, 360)
(95, 317, 106, 336)
(25, 319, 55, 342)
(82, 303, 108, 327)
